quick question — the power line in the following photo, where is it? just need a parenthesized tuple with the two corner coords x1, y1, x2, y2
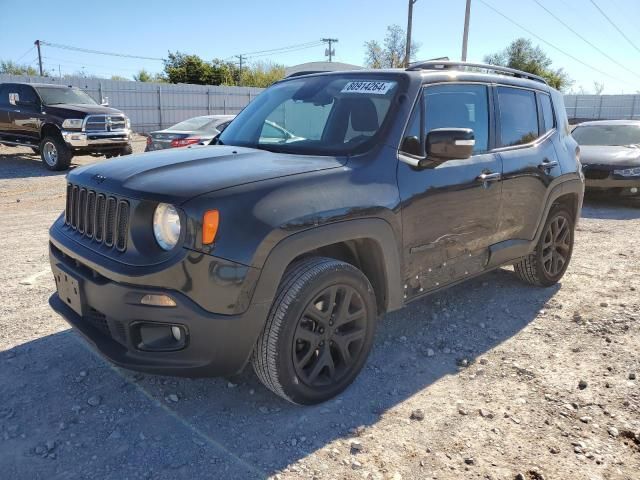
(15, 46, 35, 63)
(40, 41, 164, 61)
(246, 43, 325, 60)
(240, 40, 323, 57)
(588, 0, 640, 55)
(476, 0, 632, 84)
(532, 0, 640, 80)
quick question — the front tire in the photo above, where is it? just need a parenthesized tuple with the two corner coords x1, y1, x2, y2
(252, 257, 377, 404)
(514, 208, 575, 287)
(40, 135, 72, 171)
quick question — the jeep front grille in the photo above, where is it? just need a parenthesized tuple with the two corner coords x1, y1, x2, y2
(65, 183, 129, 252)
(84, 114, 127, 133)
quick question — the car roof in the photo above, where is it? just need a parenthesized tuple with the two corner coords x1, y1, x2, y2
(1, 82, 74, 89)
(279, 64, 554, 93)
(574, 119, 640, 127)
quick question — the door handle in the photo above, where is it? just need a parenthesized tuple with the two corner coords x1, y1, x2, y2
(476, 172, 501, 182)
(538, 160, 558, 171)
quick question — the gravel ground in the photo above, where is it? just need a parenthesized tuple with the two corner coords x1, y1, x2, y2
(1, 142, 639, 480)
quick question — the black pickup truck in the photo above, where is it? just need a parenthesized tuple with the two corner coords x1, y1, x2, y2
(0, 82, 132, 170)
(49, 62, 584, 404)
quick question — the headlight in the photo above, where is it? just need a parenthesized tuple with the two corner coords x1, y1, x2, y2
(125, 117, 131, 129)
(613, 167, 640, 177)
(153, 203, 181, 250)
(62, 118, 83, 129)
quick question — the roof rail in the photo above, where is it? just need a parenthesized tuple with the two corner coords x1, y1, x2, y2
(406, 60, 548, 85)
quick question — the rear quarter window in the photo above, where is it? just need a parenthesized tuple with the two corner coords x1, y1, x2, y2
(497, 87, 539, 147)
(539, 93, 555, 133)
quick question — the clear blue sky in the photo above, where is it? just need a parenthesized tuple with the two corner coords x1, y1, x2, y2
(1, 0, 639, 93)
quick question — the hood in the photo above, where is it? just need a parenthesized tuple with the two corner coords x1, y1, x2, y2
(580, 145, 640, 167)
(68, 145, 346, 203)
(45, 104, 125, 117)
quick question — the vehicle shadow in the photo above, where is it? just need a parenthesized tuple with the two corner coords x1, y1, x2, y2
(1, 269, 558, 479)
(581, 194, 640, 220)
(0, 152, 78, 179)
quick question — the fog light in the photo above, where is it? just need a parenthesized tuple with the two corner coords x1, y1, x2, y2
(631, 187, 638, 194)
(140, 294, 176, 307)
(134, 323, 187, 352)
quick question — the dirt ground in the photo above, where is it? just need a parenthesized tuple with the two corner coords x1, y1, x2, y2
(0, 141, 638, 480)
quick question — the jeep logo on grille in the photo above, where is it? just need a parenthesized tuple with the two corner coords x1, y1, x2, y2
(91, 174, 106, 184)
(105, 116, 113, 132)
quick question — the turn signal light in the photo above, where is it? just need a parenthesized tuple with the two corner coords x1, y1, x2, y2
(202, 210, 219, 245)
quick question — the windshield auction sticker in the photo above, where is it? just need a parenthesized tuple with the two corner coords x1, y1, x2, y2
(341, 81, 396, 95)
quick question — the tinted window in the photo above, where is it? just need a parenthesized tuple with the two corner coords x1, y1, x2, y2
(35, 87, 97, 106)
(572, 124, 640, 146)
(0, 85, 9, 106)
(498, 87, 539, 146)
(539, 93, 555, 132)
(170, 116, 216, 131)
(400, 101, 422, 155)
(423, 84, 489, 153)
(17, 85, 38, 104)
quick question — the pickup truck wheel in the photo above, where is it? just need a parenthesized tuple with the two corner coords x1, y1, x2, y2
(252, 257, 377, 404)
(514, 208, 574, 287)
(40, 135, 72, 171)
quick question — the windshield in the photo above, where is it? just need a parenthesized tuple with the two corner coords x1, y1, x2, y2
(169, 116, 218, 132)
(218, 75, 402, 155)
(35, 87, 98, 106)
(572, 124, 640, 146)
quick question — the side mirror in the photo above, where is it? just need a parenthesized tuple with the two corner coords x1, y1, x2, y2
(425, 128, 474, 164)
(101, 97, 109, 106)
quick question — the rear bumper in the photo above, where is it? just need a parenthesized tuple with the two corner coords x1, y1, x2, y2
(62, 129, 131, 149)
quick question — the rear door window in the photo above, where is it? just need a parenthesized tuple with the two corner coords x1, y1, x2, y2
(497, 87, 539, 147)
(538, 93, 555, 133)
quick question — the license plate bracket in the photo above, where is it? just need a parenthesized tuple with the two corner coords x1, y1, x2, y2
(52, 264, 84, 317)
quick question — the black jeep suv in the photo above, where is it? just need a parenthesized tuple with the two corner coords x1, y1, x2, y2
(0, 82, 132, 170)
(49, 62, 584, 404)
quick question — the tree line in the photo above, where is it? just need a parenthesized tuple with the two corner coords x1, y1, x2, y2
(1, 32, 584, 91)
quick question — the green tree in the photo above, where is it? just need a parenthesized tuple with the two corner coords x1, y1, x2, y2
(484, 38, 572, 90)
(240, 61, 285, 88)
(0, 60, 38, 76)
(133, 69, 152, 82)
(110, 75, 129, 81)
(364, 24, 420, 68)
(163, 51, 217, 84)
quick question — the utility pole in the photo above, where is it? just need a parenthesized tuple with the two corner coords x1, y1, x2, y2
(34, 40, 43, 76)
(405, 0, 418, 67)
(461, 0, 471, 61)
(321, 38, 338, 62)
(235, 54, 244, 86)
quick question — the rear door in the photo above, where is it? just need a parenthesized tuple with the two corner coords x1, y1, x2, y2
(0, 84, 14, 137)
(398, 83, 502, 296)
(494, 86, 561, 242)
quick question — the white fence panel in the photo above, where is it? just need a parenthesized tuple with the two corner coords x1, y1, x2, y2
(0, 74, 264, 133)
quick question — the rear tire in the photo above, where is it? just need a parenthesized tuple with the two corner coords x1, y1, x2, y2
(514, 207, 574, 287)
(40, 135, 72, 171)
(252, 257, 377, 404)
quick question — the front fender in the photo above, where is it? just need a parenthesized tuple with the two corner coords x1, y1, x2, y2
(250, 218, 404, 312)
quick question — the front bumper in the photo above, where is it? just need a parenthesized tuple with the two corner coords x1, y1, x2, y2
(62, 129, 131, 149)
(583, 165, 640, 194)
(48, 230, 270, 377)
